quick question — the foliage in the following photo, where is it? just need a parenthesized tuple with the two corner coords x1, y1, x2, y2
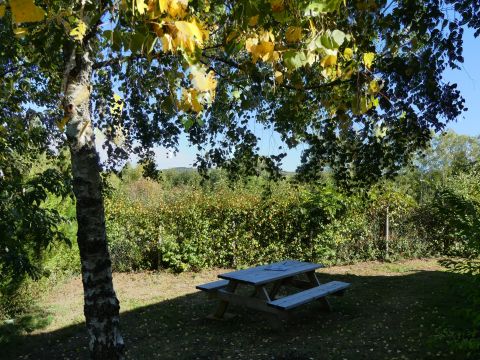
(418, 164, 480, 257)
(438, 258, 480, 358)
(0, 0, 474, 186)
(104, 174, 431, 272)
(0, 115, 72, 318)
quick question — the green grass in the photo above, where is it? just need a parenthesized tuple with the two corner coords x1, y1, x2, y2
(1, 259, 475, 359)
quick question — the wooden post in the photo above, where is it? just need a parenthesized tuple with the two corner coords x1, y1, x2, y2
(385, 206, 390, 260)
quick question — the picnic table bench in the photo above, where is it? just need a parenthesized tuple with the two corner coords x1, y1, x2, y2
(196, 260, 350, 320)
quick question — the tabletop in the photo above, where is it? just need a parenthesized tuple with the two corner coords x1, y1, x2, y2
(218, 260, 323, 286)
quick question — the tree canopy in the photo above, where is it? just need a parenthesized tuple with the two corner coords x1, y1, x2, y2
(1, 0, 475, 183)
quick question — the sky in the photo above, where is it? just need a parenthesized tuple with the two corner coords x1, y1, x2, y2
(149, 28, 480, 172)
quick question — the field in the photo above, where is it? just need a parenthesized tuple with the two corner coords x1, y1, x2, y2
(2, 259, 471, 360)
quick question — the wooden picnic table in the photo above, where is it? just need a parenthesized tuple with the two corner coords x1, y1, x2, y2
(196, 260, 350, 320)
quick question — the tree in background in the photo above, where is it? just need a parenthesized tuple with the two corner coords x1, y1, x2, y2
(0, 0, 478, 358)
(0, 114, 71, 315)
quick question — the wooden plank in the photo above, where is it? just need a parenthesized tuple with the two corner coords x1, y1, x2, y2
(218, 260, 323, 285)
(196, 279, 230, 292)
(267, 281, 350, 310)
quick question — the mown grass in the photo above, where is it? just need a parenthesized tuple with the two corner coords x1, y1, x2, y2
(2, 259, 474, 359)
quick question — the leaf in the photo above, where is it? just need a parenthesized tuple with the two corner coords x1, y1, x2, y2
(368, 80, 381, 94)
(13, 27, 28, 38)
(180, 88, 203, 113)
(343, 47, 353, 60)
(159, 0, 169, 12)
(111, 93, 124, 115)
(113, 124, 126, 146)
(10, 0, 46, 23)
(285, 26, 302, 43)
(0, 5, 5, 18)
(160, 0, 188, 18)
(283, 50, 308, 70)
(248, 15, 259, 27)
(182, 117, 194, 130)
(274, 71, 284, 84)
(363, 52, 375, 69)
(270, 0, 285, 12)
(331, 29, 346, 47)
(56, 116, 69, 131)
(70, 20, 87, 42)
(190, 65, 217, 92)
(175, 20, 204, 43)
(304, 0, 342, 16)
(129, 32, 146, 52)
(246, 36, 277, 63)
(320, 32, 335, 49)
(320, 54, 337, 67)
(135, 0, 148, 14)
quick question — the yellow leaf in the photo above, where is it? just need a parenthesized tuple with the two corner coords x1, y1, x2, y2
(56, 116, 69, 131)
(368, 80, 380, 93)
(320, 54, 337, 67)
(343, 47, 353, 60)
(274, 71, 283, 84)
(160, 34, 173, 52)
(250, 41, 275, 63)
(161, 0, 188, 18)
(111, 93, 124, 114)
(306, 52, 317, 66)
(245, 37, 258, 52)
(70, 20, 87, 41)
(175, 20, 204, 44)
(10, 0, 45, 23)
(0, 5, 5, 18)
(190, 66, 217, 92)
(309, 19, 317, 34)
(159, 0, 169, 12)
(363, 52, 375, 69)
(259, 30, 274, 42)
(136, 0, 148, 14)
(13, 27, 28, 37)
(248, 15, 259, 27)
(270, 0, 284, 12)
(180, 88, 203, 113)
(285, 26, 302, 43)
(225, 30, 238, 44)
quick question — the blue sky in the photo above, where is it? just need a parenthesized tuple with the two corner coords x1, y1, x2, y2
(153, 28, 480, 171)
(444, 27, 480, 135)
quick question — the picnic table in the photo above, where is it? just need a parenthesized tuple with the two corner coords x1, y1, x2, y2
(196, 260, 350, 320)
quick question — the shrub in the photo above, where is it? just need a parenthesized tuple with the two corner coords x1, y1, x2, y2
(104, 180, 427, 272)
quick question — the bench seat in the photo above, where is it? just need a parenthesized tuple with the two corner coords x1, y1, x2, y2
(267, 281, 350, 310)
(196, 279, 230, 292)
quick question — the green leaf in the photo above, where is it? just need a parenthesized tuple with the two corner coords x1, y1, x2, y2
(182, 117, 194, 130)
(283, 50, 308, 70)
(304, 0, 342, 16)
(129, 32, 146, 53)
(331, 30, 346, 47)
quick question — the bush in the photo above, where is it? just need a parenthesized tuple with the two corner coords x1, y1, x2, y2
(104, 179, 428, 272)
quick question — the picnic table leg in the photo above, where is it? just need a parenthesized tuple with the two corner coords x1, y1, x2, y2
(306, 271, 332, 311)
(268, 279, 284, 300)
(210, 281, 238, 319)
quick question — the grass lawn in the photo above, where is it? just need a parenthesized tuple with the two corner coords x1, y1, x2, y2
(1, 259, 472, 359)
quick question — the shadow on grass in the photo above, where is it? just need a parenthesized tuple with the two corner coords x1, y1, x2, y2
(2, 270, 474, 360)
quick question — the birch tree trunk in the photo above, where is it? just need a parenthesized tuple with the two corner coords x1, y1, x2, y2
(63, 44, 124, 359)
